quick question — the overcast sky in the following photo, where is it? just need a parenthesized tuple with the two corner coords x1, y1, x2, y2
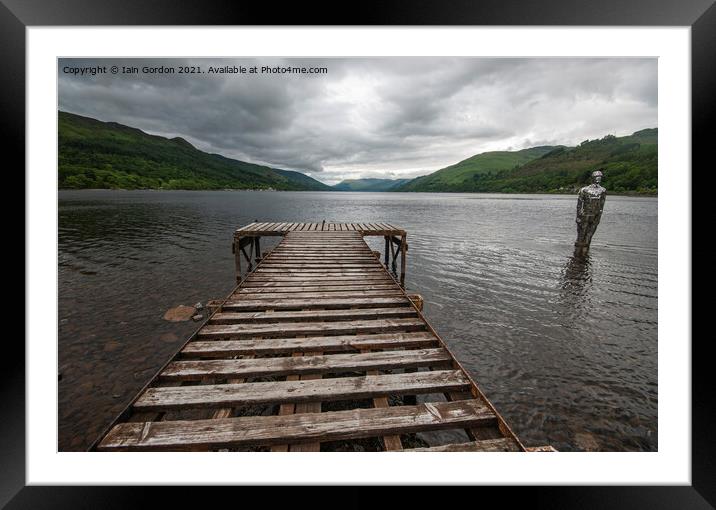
(59, 57, 657, 185)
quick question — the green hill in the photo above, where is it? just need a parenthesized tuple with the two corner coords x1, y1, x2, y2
(332, 178, 412, 191)
(398, 129, 657, 194)
(398, 146, 557, 192)
(58, 111, 331, 191)
(498, 129, 658, 194)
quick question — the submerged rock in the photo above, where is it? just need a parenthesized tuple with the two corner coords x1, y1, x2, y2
(574, 432, 600, 451)
(163, 305, 196, 322)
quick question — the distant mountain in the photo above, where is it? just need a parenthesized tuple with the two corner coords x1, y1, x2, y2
(397, 129, 657, 194)
(332, 178, 412, 192)
(58, 111, 331, 191)
(397, 146, 557, 192)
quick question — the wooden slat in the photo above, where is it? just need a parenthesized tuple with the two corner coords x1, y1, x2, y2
(404, 438, 521, 452)
(248, 272, 395, 282)
(230, 290, 404, 300)
(289, 351, 322, 452)
(240, 280, 395, 288)
(259, 264, 380, 269)
(237, 284, 398, 293)
(162, 348, 451, 381)
(181, 332, 439, 357)
(133, 370, 470, 411)
(266, 255, 375, 260)
(210, 307, 416, 323)
(244, 275, 393, 282)
(221, 296, 410, 311)
(199, 318, 425, 339)
(362, 348, 402, 451)
(271, 351, 304, 452)
(99, 399, 495, 451)
(255, 268, 384, 273)
(210, 354, 255, 420)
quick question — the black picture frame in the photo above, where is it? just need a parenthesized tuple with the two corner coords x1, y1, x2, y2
(6, 0, 712, 507)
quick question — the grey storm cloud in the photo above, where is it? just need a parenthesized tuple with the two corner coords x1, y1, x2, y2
(58, 57, 657, 184)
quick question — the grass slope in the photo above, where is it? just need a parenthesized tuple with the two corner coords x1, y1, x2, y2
(399, 146, 557, 192)
(398, 129, 657, 194)
(58, 111, 331, 191)
(332, 178, 412, 191)
(499, 129, 657, 194)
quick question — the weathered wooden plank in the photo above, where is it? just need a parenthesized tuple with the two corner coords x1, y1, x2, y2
(221, 296, 411, 311)
(269, 253, 373, 257)
(199, 318, 425, 339)
(244, 279, 393, 285)
(133, 370, 469, 411)
(361, 348, 403, 451)
(162, 348, 451, 381)
(259, 264, 381, 269)
(264, 254, 374, 259)
(230, 290, 404, 300)
(275, 240, 367, 244)
(276, 245, 368, 250)
(285, 236, 360, 240)
(280, 237, 364, 240)
(99, 399, 494, 451)
(210, 307, 416, 324)
(237, 284, 398, 293)
(271, 351, 304, 451)
(181, 332, 439, 357)
(404, 438, 521, 452)
(251, 263, 383, 270)
(270, 249, 372, 253)
(239, 280, 396, 289)
(210, 354, 255, 420)
(243, 276, 394, 284)
(266, 255, 375, 259)
(289, 351, 323, 452)
(287, 235, 359, 238)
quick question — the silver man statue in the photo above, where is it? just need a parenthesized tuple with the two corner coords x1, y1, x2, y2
(574, 169, 606, 255)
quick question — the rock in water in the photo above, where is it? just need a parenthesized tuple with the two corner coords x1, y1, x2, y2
(194, 302, 204, 310)
(163, 305, 196, 322)
(192, 314, 204, 322)
(574, 432, 600, 451)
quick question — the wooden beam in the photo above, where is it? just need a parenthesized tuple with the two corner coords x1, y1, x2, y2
(133, 370, 471, 411)
(99, 400, 495, 451)
(198, 317, 426, 339)
(161, 348, 451, 381)
(180, 332, 439, 357)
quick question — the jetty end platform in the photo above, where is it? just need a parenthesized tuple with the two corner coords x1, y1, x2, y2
(93, 222, 533, 452)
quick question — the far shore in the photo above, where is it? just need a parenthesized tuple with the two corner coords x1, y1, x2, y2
(58, 188, 658, 197)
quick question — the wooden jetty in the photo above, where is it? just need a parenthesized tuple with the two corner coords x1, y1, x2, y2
(94, 222, 527, 452)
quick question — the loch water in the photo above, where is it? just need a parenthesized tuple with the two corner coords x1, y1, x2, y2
(58, 190, 657, 451)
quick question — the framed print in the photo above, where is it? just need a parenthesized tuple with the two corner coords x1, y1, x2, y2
(6, 0, 713, 506)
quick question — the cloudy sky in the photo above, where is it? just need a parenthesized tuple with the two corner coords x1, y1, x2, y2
(58, 57, 657, 185)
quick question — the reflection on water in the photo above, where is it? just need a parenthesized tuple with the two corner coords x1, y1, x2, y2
(559, 254, 593, 321)
(58, 190, 658, 451)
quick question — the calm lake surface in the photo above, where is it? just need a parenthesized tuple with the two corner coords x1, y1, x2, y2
(58, 190, 657, 451)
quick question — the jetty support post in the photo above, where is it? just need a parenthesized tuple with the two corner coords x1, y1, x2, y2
(384, 236, 390, 270)
(254, 236, 262, 264)
(233, 235, 241, 284)
(400, 233, 407, 287)
(233, 235, 257, 283)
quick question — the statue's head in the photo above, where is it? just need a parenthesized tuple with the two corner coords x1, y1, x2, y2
(592, 170, 603, 184)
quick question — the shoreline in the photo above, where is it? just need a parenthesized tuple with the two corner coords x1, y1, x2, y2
(58, 188, 658, 197)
